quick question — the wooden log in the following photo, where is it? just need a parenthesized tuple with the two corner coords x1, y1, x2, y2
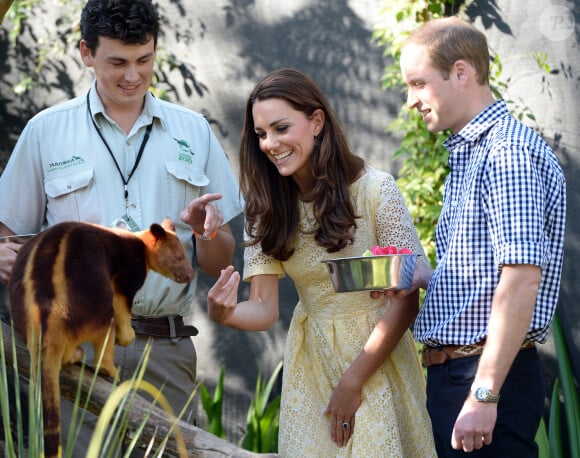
(1, 320, 277, 457)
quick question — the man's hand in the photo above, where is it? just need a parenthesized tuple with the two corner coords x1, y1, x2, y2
(180, 193, 224, 238)
(370, 256, 433, 299)
(0, 242, 21, 284)
(451, 397, 497, 452)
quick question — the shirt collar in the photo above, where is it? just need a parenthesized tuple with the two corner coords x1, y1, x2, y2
(445, 99, 509, 149)
(87, 80, 165, 131)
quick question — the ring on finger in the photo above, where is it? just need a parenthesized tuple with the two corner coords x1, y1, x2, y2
(342, 421, 350, 430)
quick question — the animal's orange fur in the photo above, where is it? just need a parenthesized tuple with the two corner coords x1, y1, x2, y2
(8, 219, 194, 458)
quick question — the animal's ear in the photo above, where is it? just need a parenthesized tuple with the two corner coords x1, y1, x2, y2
(149, 223, 167, 242)
(161, 219, 176, 232)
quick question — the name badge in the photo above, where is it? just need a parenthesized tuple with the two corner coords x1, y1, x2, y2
(112, 215, 141, 232)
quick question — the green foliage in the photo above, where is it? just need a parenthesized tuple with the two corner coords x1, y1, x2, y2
(538, 313, 580, 458)
(5, 0, 41, 42)
(4, 0, 204, 103)
(198, 366, 227, 439)
(198, 362, 283, 453)
(551, 313, 580, 458)
(536, 417, 552, 458)
(372, 0, 459, 88)
(372, 0, 549, 265)
(239, 361, 282, 454)
(533, 51, 552, 74)
(0, 324, 43, 457)
(0, 322, 191, 457)
(372, 1, 456, 265)
(6, 0, 83, 87)
(548, 379, 563, 458)
(388, 106, 448, 266)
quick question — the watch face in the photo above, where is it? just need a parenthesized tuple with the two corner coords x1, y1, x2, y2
(475, 388, 488, 400)
(474, 387, 499, 403)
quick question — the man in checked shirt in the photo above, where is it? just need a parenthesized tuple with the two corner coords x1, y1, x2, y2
(396, 16, 566, 458)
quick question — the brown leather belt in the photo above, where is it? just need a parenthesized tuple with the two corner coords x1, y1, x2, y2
(422, 340, 535, 367)
(131, 315, 199, 342)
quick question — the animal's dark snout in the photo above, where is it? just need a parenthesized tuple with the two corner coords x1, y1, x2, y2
(176, 266, 195, 283)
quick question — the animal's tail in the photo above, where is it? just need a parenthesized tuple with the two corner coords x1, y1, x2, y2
(40, 347, 63, 458)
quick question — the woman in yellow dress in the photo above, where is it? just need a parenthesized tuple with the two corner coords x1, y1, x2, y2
(208, 68, 436, 457)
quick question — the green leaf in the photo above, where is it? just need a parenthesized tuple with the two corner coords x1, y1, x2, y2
(536, 417, 551, 458)
(198, 366, 227, 439)
(239, 362, 283, 452)
(553, 313, 580, 458)
(549, 379, 563, 458)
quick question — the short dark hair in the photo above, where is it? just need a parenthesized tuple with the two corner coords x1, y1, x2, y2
(80, 0, 160, 54)
(405, 17, 490, 85)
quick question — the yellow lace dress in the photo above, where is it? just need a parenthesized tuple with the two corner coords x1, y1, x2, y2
(243, 167, 436, 457)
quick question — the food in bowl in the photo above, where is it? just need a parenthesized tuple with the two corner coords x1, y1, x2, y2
(363, 245, 413, 256)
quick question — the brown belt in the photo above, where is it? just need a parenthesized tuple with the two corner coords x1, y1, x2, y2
(131, 315, 199, 342)
(422, 340, 535, 367)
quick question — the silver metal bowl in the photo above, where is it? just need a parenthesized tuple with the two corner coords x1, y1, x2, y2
(321, 254, 417, 292)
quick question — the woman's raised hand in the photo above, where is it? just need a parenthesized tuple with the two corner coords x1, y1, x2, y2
(207, 265, 241, 325)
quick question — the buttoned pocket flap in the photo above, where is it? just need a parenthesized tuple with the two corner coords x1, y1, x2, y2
(165, 162, 209, 187)
(44, 168, 94, 198)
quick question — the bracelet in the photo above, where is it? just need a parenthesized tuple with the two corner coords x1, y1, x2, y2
(192, 228, 218, 241)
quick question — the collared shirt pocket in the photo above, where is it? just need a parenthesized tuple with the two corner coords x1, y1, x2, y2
(165, 161, 209, 210)
(44, 168, 101, 224)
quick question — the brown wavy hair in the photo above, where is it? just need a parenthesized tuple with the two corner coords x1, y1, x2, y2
(239, 68, 365, 261)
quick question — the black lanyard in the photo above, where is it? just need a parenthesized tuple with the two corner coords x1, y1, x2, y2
(86, 91, 153, 210)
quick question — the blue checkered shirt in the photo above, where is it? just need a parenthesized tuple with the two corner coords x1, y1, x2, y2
(414, 100, 566, 346)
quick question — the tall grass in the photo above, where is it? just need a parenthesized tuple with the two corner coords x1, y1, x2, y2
(534, 311, 580, 458)
(0, 321, 190, 457)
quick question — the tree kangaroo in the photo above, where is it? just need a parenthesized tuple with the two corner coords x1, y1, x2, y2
(8, 219, 194, 458)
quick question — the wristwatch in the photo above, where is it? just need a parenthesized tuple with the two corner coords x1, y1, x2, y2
(472, 387, 500, 403)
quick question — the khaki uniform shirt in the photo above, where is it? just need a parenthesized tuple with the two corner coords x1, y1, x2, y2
(0, 81, 243, 316)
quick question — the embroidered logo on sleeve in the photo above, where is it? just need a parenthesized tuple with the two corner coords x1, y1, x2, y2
(174, 138, 194, 164)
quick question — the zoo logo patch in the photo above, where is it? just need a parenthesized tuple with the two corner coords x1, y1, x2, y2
(174, 138, 194, 164)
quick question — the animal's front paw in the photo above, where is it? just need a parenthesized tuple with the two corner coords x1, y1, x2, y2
(116, 327, 136, 346)
(99, 364, 119, 379)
